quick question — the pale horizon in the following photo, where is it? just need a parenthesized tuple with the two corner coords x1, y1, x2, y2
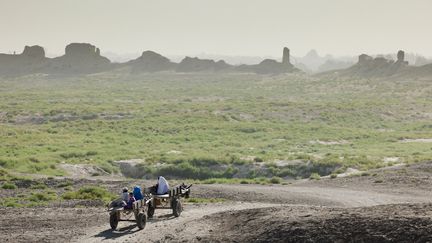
(1, 0, 432, 58)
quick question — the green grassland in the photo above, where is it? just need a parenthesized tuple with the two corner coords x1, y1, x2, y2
(0, 72, 431, 179)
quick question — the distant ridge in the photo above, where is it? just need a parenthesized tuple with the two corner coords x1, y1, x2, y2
(0, 43, 299, 76)
(317, 50, 432, 79)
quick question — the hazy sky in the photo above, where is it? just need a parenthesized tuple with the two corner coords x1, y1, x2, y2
(1, 0, 431, 58)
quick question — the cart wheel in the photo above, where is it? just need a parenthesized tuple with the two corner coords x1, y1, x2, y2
(172, 199, 182, 217)
(148, 204, 155, 218)
(136, 212, 147, 230)
(110, 213, 119, 230)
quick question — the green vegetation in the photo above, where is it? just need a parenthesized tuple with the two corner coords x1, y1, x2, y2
(2, 182, 17, 189)
(56, 181, 73, 188)
(269, 176, 282, 184)
(1, 73, 432, 179)
(309, 173, 321, 180)
(361, 172, 371, 177)
(62, 186, 116, 203)
(0, 168, 11, 181)
(30, 183, 48, 189)
(0, 190, 58, 207)
(28, 191, 57, 202)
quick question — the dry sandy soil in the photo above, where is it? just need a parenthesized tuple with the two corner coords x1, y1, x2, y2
(1, 162, 432, 243)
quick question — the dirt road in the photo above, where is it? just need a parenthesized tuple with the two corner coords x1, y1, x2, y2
(1, 162, 432, 242)
(74, 183, 432, 243)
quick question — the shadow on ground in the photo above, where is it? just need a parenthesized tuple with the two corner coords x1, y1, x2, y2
(93, 213, 177, 240)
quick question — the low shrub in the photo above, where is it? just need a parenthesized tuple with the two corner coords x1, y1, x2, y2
(309, 173, 321, 180)
(0, 168, 8, 176)
(28, 192, 57, 202)
(57, 181, 73, 188)
(361, 172, 370, 176)
(0, 198, 23, 208)
(254, 157, 264, 162)
(269, 176, 282, 184)
(62, 186, 116, 203)
(60, 152, 86, 159)
(99, 163, 117, 174)
(2, 182, 17, 189)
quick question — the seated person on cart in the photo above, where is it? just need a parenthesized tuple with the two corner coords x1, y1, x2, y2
(124, 192, 136, 210)
(148, 176, 170, 195)
(157, 176, 170, 195)
(133, 185, 144, 200)
(121, 187, 129, 202)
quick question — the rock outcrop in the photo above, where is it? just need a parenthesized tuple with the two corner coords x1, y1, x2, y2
(320, 50, 412, 78)
(0, 44, 301, 76)
(358, 54, 373, 65)
(236, 47, 297, 74)
(22, 45, 45, 59)
(0, 45, 48, 76)
(176, 57, 232, 72)
(282, 47, 290, 65)
(50, 43, 111, 74)
(127, 50, 176, 73)
(395, 50, 409, 65)
(64, 43, 98, 57)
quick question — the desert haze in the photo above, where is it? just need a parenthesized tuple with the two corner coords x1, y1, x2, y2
(1, 1, 432, 243)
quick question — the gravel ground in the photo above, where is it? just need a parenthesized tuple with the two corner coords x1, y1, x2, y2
(0, 161, 431, 243)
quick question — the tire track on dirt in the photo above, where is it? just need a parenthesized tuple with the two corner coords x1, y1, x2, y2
(77, 185, 432, 242)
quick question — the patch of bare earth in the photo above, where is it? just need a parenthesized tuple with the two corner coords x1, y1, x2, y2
(0, 161, 431, 243)
(183, 204, 432, 243)
(0, 207, 106, 243)
(400, 138, 432, 143)
(309, 140, 349, 145)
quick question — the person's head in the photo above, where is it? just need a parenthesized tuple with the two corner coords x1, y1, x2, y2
(129, 192, 134, 198)
(122, 187, 128, 193)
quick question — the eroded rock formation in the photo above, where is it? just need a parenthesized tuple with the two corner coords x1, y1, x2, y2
(282, 47, 290, 65)
(324, 50, 412, 78)
(50, 43, 111, 74)
(236, 47, 297, 74)
(396, 50, 409, 65)
(0, 45, 48, 75)
(64, 43, 103, 59)
(127, 50, 176, 73)
(22, 45, 45, 59)
(0, 44, 301, 76)
(176, 57, 232, 72)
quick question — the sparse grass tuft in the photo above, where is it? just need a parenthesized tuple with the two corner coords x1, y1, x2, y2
(361, 172, 370, 176)
(28, 192, 57, 202)
(2, 182, 17, 190)
(309, 173, 321, 180)
(62, 186, 116, 203)
(57, 181, 73, 188)
(269, 176, 282, 184)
